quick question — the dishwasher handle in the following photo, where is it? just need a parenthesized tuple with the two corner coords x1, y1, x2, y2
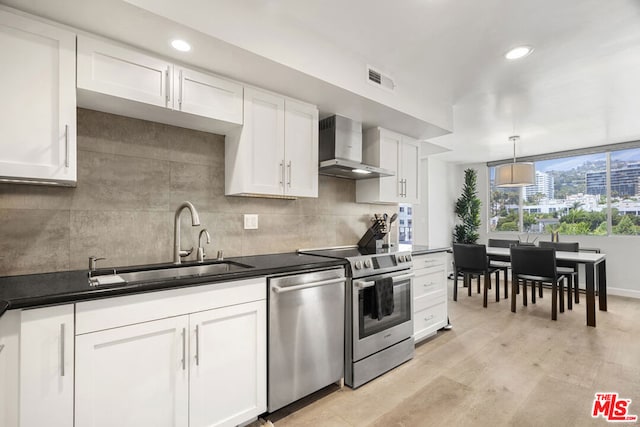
(354, 272, 415, 289)
(272, 277, 346, 294)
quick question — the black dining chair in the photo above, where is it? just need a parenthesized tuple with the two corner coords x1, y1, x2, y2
(510, 246, 568, 320)
(453, 243, 501, 308)
(487, 239, 520, 298)
(539, 241, 579, 309)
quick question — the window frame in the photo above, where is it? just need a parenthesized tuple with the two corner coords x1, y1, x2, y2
(487, 140, 640, 236)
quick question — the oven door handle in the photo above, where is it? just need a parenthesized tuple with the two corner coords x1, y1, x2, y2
(354, 272, 415, 289)
(272, 277, 347, 294)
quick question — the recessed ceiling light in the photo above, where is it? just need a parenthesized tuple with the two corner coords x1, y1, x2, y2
(505, 46, 533, 60)
(171, 39, 191, 52)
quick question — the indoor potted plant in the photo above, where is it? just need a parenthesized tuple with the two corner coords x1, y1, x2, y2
(454, 168, 481, 244)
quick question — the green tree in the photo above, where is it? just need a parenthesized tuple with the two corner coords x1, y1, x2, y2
(613, 215, 637, 235)
(454, 168, 481, 243)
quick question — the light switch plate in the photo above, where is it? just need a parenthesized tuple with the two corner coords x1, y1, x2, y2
(244, 214, 258, 230)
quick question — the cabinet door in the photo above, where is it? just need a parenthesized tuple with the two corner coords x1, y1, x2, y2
(241, 87, 285, 196)
(379, 129, 402, 202)
(0, 310, 20, 427)
(175, 66, 243, 124)
(0, 10, 76, 185)
(400, 137, 421, 204)
(284, 99, 318, 197)
(20, 305, 74, 427)
(77, 35, 173, 108)
(189, 301, 266, 427)
(75, 316, 189, 427)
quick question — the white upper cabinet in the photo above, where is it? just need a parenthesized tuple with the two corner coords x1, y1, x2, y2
(226, 87, 318, 198)
(400, 135, 420, 203)
(77, 35, 172, 108)
(174, 66, 243, 124)
(77, 35, 243, 134)
(20, 305, 75, 427)
(0, 9, 76, 186)
(284, 99, 319, 198)
(356, 127, 421, 204)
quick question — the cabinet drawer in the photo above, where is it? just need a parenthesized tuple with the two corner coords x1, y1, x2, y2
(412, 254, 446, 271)
(413, 291, 446, 312)
(413, 302, 447, 337)
(413, 270, 446, 299)
(76, 277, 266, 334)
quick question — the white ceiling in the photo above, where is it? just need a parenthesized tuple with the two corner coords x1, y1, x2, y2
(5, 0, 640, 164)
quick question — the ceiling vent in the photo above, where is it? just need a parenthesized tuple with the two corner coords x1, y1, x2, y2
(367, 66, 395, 92)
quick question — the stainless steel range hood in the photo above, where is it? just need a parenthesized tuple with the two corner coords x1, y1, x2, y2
(318, 115, 395, 180)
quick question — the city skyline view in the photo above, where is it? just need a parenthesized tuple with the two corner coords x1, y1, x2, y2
(489, 147, 640, 235)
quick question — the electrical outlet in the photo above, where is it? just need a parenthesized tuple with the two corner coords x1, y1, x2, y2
(244, 214, 258, 230)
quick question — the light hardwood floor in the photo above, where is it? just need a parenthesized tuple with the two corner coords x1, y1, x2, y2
(258, 281, 640, 426)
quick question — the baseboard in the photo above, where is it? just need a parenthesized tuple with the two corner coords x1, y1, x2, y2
(607, 287, 640, 299)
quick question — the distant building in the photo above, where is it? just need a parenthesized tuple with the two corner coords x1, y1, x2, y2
(586, 163, 640, 196)
(525, 171, 554, 200)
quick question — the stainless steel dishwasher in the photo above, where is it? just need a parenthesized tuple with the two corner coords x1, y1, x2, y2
(268, 267, 346, 412)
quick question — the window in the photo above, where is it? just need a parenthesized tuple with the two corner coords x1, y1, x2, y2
(489, 168, 521, 232)
(610, 148, 640, 235)
(488, 145, 640, 236)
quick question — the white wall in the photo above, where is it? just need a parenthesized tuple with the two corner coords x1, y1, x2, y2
(459, 162, 640, 298)
(414, 156, 459, 248)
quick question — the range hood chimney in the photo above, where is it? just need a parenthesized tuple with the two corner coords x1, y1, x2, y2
(318, 115, 394, 180)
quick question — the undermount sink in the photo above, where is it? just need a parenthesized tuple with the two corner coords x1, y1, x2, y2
(89, 261, 254, 286)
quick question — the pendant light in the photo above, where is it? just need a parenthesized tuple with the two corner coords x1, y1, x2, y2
(495, 136, 535, 187)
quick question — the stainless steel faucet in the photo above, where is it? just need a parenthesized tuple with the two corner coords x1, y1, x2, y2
(197, 229, 211, 263)
(173, 201, 201, 264)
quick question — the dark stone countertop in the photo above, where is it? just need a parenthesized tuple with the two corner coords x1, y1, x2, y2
(409, 245, 451, 256)
(0, 253, 346, 317)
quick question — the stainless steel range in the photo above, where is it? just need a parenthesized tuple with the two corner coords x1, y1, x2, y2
(299, 245, 414, 388)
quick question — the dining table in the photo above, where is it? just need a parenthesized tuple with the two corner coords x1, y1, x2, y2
(486, 247, 607, 327)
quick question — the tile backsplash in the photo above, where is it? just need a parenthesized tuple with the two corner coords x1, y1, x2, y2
(0, 109, 393, 276)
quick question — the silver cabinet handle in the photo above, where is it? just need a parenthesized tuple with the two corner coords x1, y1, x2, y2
(181, 328, 186, 370)
(279, 161, 284, 187)
(272, 277, 346, 294)
(0, 344, 4, 354)
(60, 323, 65, 377)
(165, 66, 171, 105)
(64, 124, 69, 168)
(195, 324, 200, 366)
(354, 272, 415, 289)
(287, 161, 292, 187)
(178, 69, 183, 108)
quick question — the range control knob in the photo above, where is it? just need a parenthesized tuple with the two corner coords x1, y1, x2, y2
(364, 259, 372, 268)
(398, 255, 405, 263)
(354, 261, 363, 270)
(406, 254, 412, 261)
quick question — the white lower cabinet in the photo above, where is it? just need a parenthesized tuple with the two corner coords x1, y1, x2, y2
(189, 301, 266, 427)
(0, 310, 20, 427)
(412, 252, 448, 342)
(75, 277, 267, 427)
(75, 316, 190, 427)
(20, 305, 75, 427)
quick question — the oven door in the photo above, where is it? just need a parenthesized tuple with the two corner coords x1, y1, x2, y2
(351, 269, 414, 362)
